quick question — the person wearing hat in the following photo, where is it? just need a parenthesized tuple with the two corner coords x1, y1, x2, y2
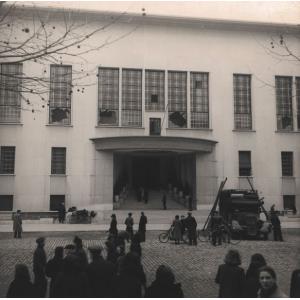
(138, 212, 147, 242)
(87, 245, 116, 297)
(33, 237, 47, 297)
(185, 212, 197, 246)
(109, 214, 118, 237)
(73, 236, 88, 271)
(125, 212, 134, 241)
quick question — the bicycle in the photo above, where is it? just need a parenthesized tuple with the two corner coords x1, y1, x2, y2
(197, 224, 242, 245)
(159, 227, 189, 244)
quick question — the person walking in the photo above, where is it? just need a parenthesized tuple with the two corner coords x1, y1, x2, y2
(258, 266, 287, 297)
(125, 212, 134, 240)
(109, 213, 118, 237)
(12, 210, 22, 238)
(172, 215, 182, 245)
(145, 265, 184, 297)
(58, 202, 66, 223)
(138, 212, 147, 242)
(270, 205, 283, 241)
(33, 237, 47, 297)
(215, 249, 245, 297)
(7, 264, 36, 298)
(45, 246, 64, 297)
(290, 268, 300, 297)
(243, 253, 267, 297)
(185, 212, 197, 245)
(87, 246, 116, 297)
(162, 193, 167, 210)
(210, 211, 223, 246)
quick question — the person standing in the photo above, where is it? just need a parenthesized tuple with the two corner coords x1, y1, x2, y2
(33, 237, 47, 297)
(45, 246, 64, 297)
(144, 188, 149, 204)
(290, 268, 300, 297)
(162, 193, 167, 210)
(270, 205, 283, 241)
(73, 236, 88, 271)
(58, 202, 66, 223)
(172, 215, 182, 245)
(12, 210, 22, 238)
(109, 214, 118, 237)
(125, 212, 134, 240)
(138, 212, 147, 242)
(185, 212, 197, 245)
(215, 249, 245, 297)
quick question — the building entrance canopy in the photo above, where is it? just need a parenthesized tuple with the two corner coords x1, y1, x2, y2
(91, 136, 217, 153)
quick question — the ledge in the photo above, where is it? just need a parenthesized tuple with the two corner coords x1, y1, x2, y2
(50, 174, 67, 177)
(0, 123, 23, 126)
(275, 130, 300, 134)
(46, 124, 73, 127)
(96, 125, 145, 129)
(0, 174, 15, 176)
(167, 128, 213, 131)
(233, 129, 256, 132)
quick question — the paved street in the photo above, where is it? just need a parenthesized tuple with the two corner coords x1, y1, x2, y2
(0, 229, 299, 298)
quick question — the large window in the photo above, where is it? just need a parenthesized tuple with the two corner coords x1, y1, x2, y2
(168, 71, 187, 128)
(296, 77, 300, 130)
(145, 70, 165, 112)
(190, 72, 209, 128)
(0, 195, 13, 211)
(281, 151, 293, 176)
(122, 69, 142, 127)
(51, 147, 66, 175)
(233, 74, 252, 130)
(276, 76, 293, 130)
(0, 63, 22, 123)
(0, 146, 15, 174)
(98, 68, 119, 125)
(283, 195, 296, 212)
(49, 65, 72, 125)
(50, 195, 65, 211)
(239, 151, 251, 176)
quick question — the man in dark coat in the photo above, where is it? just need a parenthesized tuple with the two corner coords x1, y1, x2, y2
(58, 202, 66, 223)
(125, 212, 134, 240)
(73, 236, 88, 271)
(33, 237, 47, 297)
(109, 214, 118, 237)
(290, 268, 300, 297)
(86, 246, 116, 297)
(270, 206, 283, 241)
(45, 246, 64, 297)
(138, 212, 148, 242)
(12, 210, 22, 238)
(185, 212, 197, 245)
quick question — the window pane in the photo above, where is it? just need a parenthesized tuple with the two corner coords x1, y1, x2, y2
(0, 195, 13, 211)
(234, 74, 252, 129)
(283, 195, 296, 211)
(0, 146, 15, 174)
(49, 65, 72, 125)
(50, 195, 65, 211)
(281, 151, 293, 176)
(51, 147, 66, 174)
(239, 151, 251, 176)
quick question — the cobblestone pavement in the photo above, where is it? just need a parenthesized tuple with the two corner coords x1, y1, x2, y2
(0, 229, 299, 298)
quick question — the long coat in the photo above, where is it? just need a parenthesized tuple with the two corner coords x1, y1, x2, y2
(6, 279, 36, 298)
(215, 264, 245, 297)
(13, 213, 22, 233)
(138, 215, 147, 242)
(172, 219, 182, 241)
(33, 246, 47, 297)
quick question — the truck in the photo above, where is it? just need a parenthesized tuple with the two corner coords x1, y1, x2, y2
(218, 189, 271, 239)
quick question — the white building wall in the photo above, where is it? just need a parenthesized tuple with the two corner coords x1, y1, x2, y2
(0, 9, 299, 211)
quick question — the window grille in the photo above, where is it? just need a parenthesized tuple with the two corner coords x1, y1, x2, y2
(276, 76, 293, 130)
(149, 118, 161, 135)
(191, 72, 209, 128)
(51, 147, 66, 175)
(239, 151, 251, 176)
(0, 195, 13, 211)
(50, 195, 65, 211)
(0, 146, 15, 174)
(234, 74, 252, 129)
(49, 65, 72, 125)
(281, 151, 293, 176)
(98, 68, 119, 125)
(168, 71, 187, 128)
(0, 64, 22, 123)
(283, 195, 296, 211)
(296, 77, 300, 130)
(145, 70, 165, 111)
(122, 69, 142, 127)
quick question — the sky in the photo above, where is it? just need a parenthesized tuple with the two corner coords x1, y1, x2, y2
(24, 1, 300, 25)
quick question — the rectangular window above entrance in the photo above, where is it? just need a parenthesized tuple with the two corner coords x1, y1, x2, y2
(150, 118, 161, 135)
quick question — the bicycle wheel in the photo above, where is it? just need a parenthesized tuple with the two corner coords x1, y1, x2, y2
(198, 229, 209, 242)
(159, 232, 170, 243)
(229, 230, 242, 245)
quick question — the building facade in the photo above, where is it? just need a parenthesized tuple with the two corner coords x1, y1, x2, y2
(0, 6, 299, 213)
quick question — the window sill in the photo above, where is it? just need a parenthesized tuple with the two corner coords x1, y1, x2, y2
(96, 125, 145, 129)
(50, 174, 67, 177)
(275, 130, 300, 134)
(0, 174, 15, 176)
(0, 123, 23, 126)
(238, 176, 253, 178)
(167, 127, 212, 131)
(233, 129, 256, 132)
(281, 176, 295, 179)
(46, 124, 73, 127)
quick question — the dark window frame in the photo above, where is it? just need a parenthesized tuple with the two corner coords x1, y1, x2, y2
(239, 151, 252, 176)
(281, 151, 293, 176)
(0, 195, 13, 211)
(0, 146, 15, 174)
(51, 147, 66, 175)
